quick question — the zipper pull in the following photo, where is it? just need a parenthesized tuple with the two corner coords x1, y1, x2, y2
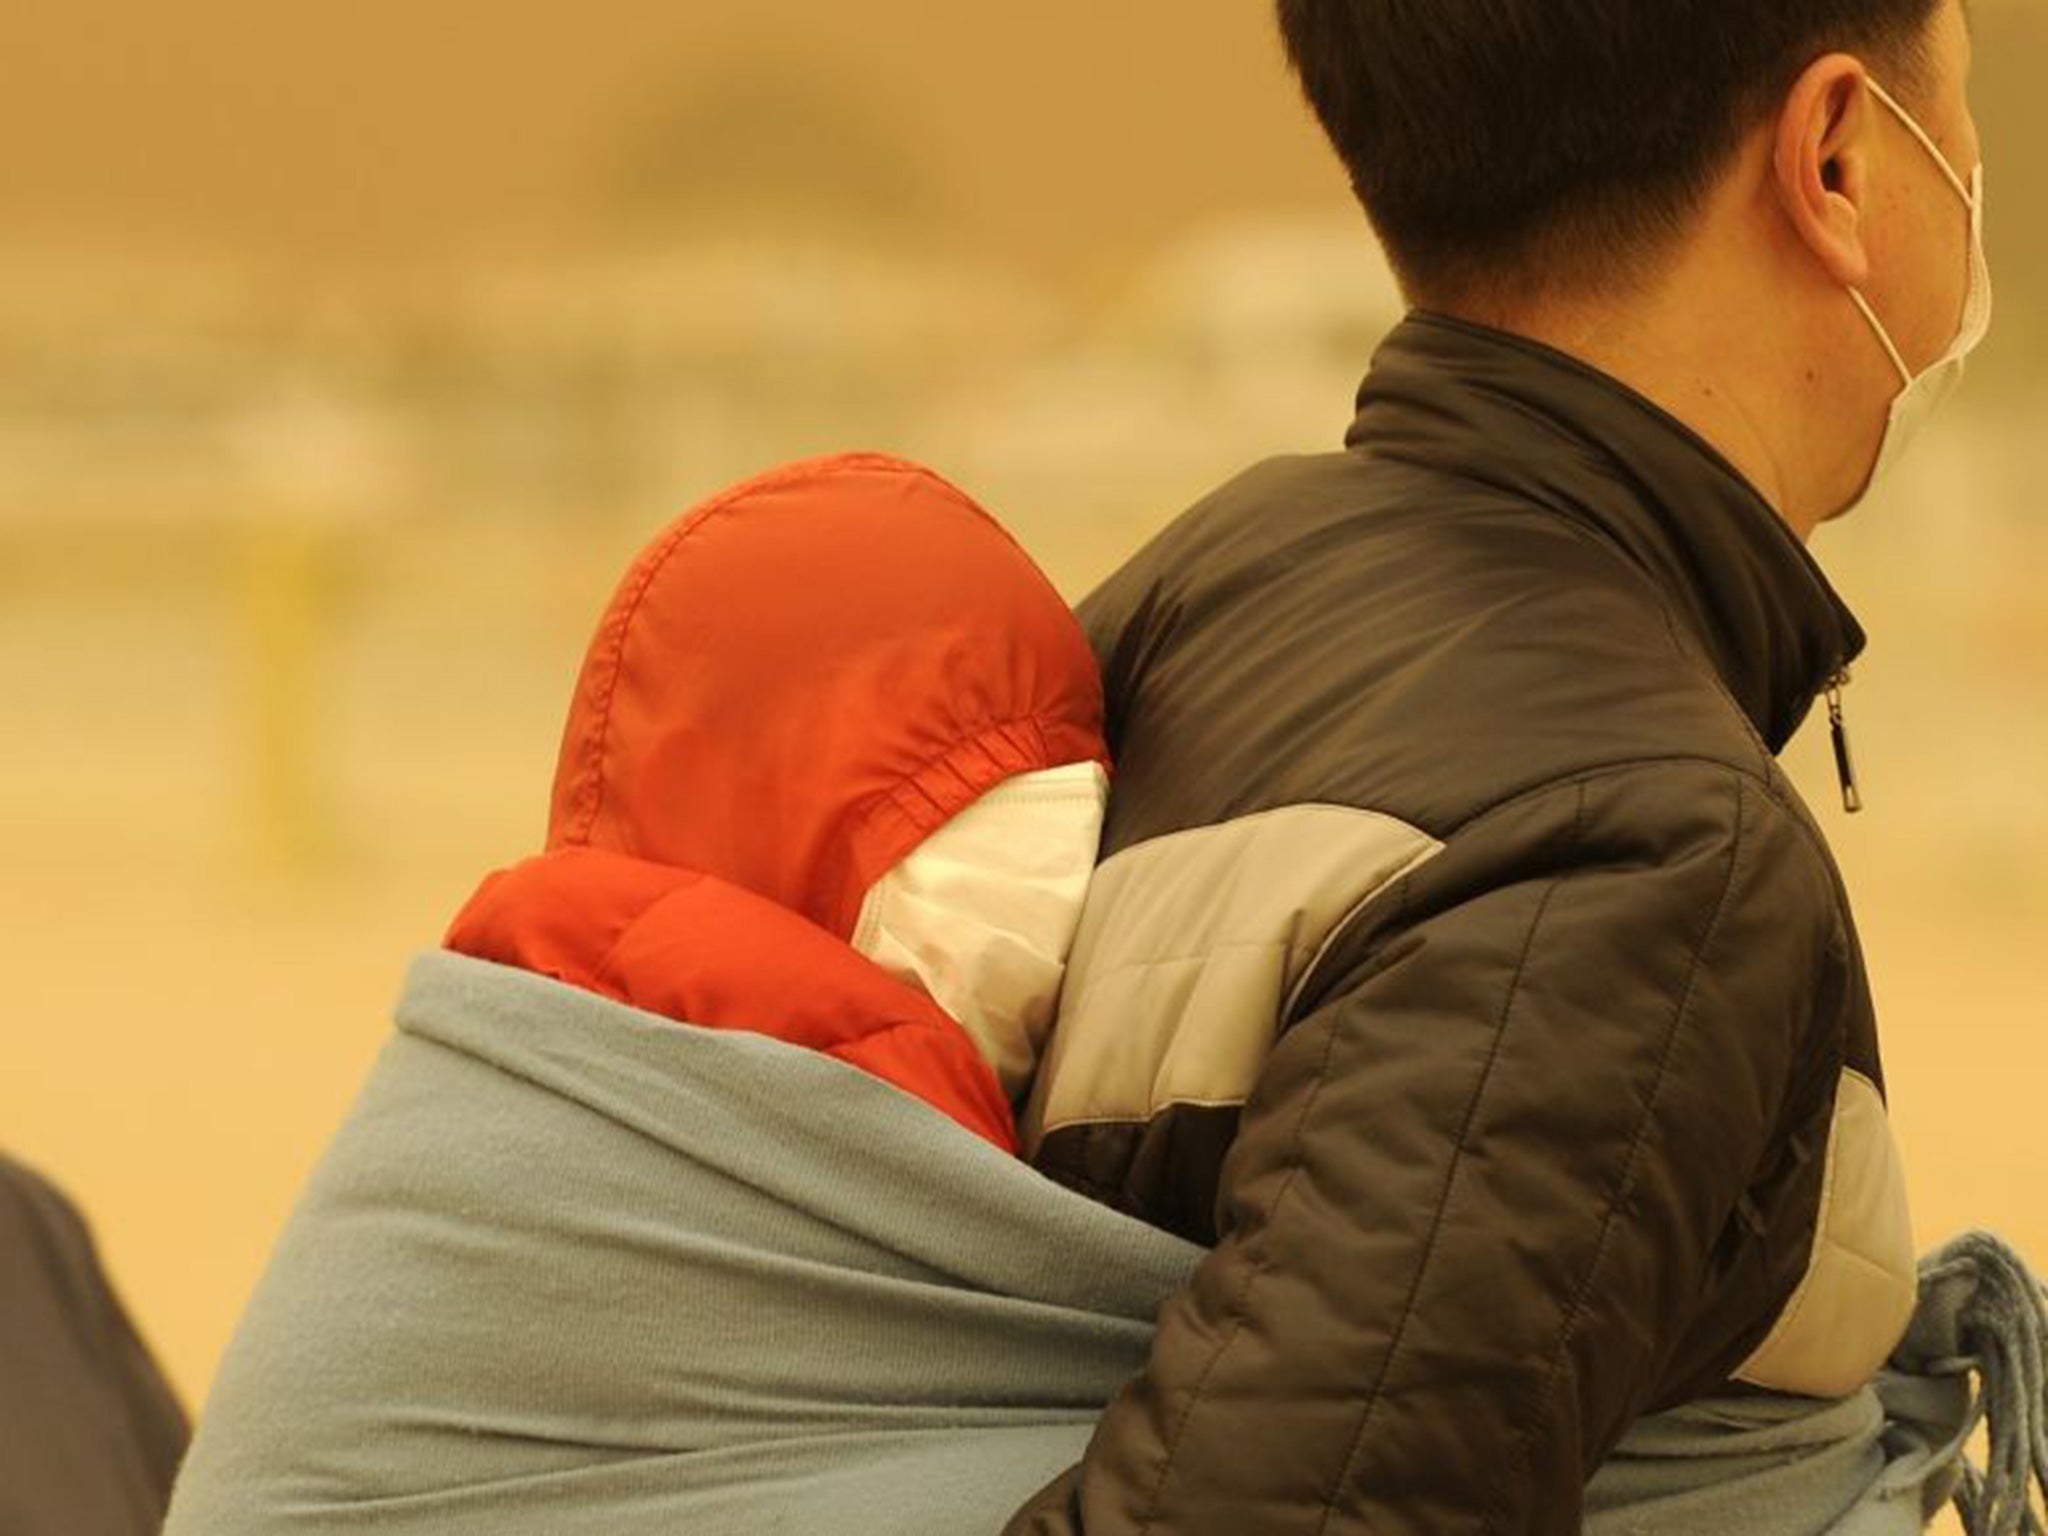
(1824, 667, 1863, 815)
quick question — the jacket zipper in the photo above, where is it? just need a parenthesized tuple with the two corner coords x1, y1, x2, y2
(1824, 667, 1862, 815)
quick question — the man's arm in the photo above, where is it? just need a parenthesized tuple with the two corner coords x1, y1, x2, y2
(1002, 759, 1843, 1535)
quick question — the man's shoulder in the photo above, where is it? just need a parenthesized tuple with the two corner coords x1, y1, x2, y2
(1081, 446, 1770, 853)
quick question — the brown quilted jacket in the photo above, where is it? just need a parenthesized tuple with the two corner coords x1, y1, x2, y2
(1000, 311, 1916, 1535)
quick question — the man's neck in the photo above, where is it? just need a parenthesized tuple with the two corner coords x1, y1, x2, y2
(1419, 203, 1887, 547)
(1453, 297, 1822, 544)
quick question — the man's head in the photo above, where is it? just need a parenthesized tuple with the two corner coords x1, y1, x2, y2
(1277, 0, 1984, 532)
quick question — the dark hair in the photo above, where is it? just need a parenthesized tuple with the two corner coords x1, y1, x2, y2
(1274, 0, 1944, 304)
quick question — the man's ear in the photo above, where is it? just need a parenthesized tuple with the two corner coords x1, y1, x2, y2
(1774, 53, 1877, 288)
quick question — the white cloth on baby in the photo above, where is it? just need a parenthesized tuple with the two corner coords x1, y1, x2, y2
(851, 759, 1108, 1102)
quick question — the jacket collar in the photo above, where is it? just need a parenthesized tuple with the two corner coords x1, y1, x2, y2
(1344, 309, 1867, 755)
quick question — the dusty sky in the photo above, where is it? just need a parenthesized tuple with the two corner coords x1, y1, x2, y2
(3, 2, 2040, 361)
(1, 2, 1343, 289)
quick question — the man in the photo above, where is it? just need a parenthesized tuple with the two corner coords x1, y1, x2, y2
(1002, 0, 1988, 1531)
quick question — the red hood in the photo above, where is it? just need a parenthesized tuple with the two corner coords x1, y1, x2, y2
(547, 450, 1109, 941)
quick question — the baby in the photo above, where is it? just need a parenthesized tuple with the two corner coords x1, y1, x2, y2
(445, 450, 1110, 1153)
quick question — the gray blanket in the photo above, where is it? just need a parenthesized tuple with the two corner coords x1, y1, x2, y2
(164, 951, 2041, 1534)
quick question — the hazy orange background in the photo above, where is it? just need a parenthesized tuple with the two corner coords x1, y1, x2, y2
(2, 6, 2043, 1523)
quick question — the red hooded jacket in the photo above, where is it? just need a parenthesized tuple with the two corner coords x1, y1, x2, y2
(445, 451, 1111, 1153)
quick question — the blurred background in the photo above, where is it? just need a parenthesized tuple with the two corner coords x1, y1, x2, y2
(1, 0, 2042, 1510)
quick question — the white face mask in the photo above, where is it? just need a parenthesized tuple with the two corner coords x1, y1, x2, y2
(851, 760, 1108, 1103)
(1844, 76, 1992, 497)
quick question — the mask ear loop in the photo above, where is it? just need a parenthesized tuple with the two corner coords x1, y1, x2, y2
(1845, 74, 1983, 389)
(1863, 75, 1978, 207)
(1848, 288, 1916, 387)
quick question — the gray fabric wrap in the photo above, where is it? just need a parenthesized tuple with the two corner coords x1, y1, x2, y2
(163, 951, 2014, 1535)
